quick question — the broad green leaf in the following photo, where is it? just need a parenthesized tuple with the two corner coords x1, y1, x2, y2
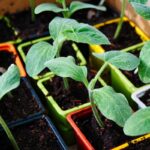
(35, 3, 68, 14)
(138, 41, 150, 83)
(129, 0, 148, 4)
(49, 17, 78, 40)
(0, 64, 20, 100)
(124, 107, 150, 136)
(93, 51, 140, 71)
(49, 17, 110, 45)
(26, 41, 56, 77)
(69, 1, 106, 17)
(130, 2, 150, 20)
(45, 56, 88, 86)
(92, 86, 132, 127)
(64, 22, 110, 45)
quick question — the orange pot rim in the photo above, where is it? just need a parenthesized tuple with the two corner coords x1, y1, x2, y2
(0, 43, 26, 77)
(67, 107, 94, 150)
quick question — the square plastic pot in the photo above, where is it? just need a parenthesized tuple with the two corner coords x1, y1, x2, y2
(3, 77, 45, 127)
(17, 36, 86, 80)
(132, 84, 150, 109)
(67, 107, 150, 150)
(37, 73, 106, 145)
(0, 115, 67, 150)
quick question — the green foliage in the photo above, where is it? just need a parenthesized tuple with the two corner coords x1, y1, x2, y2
(45, 56, 88, 87)
(124, 107, 150, 136)
(69, 1, 106, 17)
(129, 0, 150, 20)
(35, 0, 106, 18)
(26, 17, 109, 77)
(26, 41, 56, 77)
(0, 64, 20, 150)
(45, 50, 137, 128)
(0, 64, 20, 100)
(35, 3, 68, 14)
(92, 86, 132, 127)
(28, 0, 36, 21)
(138, 41, 150, 83)
(93, 51, 140, 71)
(49, 17, 110, 45)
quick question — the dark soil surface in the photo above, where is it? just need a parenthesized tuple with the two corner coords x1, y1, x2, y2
(121, 49, 144, 87)
(139, 89, 150, 106)
(7, 10, 57, 40)
(44, 70, 101, 110)
(75, 113, 132, 150)
(0, 51, 16, 75)
(0, 19, 16, 42)
(72, 3, 119, 25)
(0, 79, 41, 123)
(0, 118, 60, 150)
(100, 22, 142, 51)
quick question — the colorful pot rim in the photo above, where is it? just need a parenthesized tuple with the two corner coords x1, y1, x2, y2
(131, 84, 150, 109)
(17, 36, 86, 80)
(89, 17, 150, 53)
(6, 77, 45, 127)
(0, 43, 26, 77)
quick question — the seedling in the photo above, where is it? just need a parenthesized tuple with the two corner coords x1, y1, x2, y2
(44, 50, 139, 131)
(26, 17, 109, 89)
(34, 0, 106, 18)
(114, 0, 127, 39)
(0, 64, 20, 150)
(28, 0, 36, 21)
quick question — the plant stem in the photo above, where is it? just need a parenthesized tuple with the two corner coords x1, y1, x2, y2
(88, 62, 108, 128)
(122, 42, 146, 52)
(63, 78, 69, 90)
(29, 0, 35, 21)
(0, 115, 20, 150)
(114, 0, 127, 39)
(62, 0, 69, 18)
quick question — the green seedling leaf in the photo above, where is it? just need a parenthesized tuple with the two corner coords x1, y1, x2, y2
(0, 64, 20, 100)
(49, 17, 110, 45)
(138, 41, 150, 83)
(92, 86, 132, 127)
(26, 41, 56, 77)
(35, 3, 68, 14)
(93, 51, 140, 71)
(45, 56, 88, 86)
(69, 1, 106, 17)
(130, 2, 150, 20)
(129, 0, 148, 4)
(124, 107, 150, 136)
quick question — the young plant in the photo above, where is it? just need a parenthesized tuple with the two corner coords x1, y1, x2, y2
(44, 50, 139, 130)
(114, 0, 127, 39)
(28, 0, 36, 21)
(25, 17, 109, 88)
(34, 0, 106, 18)
(0, 64, 20, 150)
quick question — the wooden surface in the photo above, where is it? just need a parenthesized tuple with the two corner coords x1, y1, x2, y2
(0, 0, 71, 15)
(107, 0, 150, 37)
